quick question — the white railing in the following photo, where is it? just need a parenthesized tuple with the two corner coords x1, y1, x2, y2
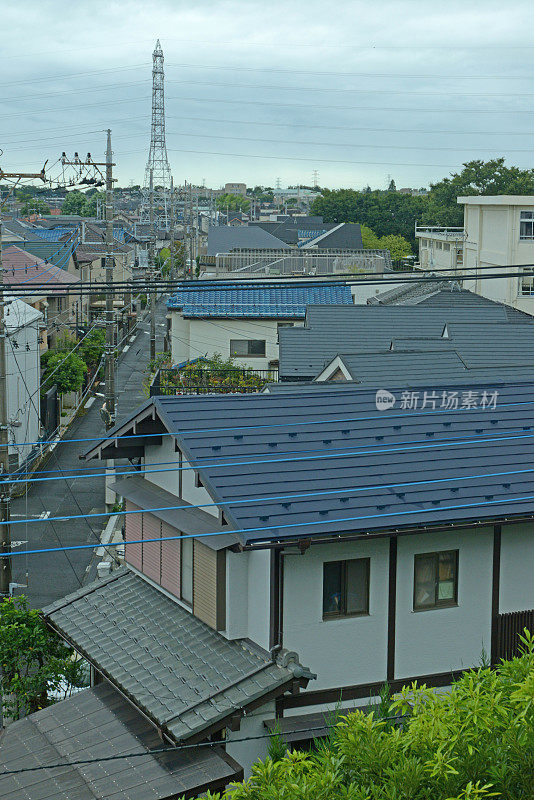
(415, 225, 466, 240)
(207, 249, 392, 277)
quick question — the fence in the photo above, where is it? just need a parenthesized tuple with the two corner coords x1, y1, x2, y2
(495, 609, 534, 661)
(150, 366, 277, 396)
(201, 248, 392, 277)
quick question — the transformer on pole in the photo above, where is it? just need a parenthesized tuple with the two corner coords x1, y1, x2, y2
(141, 40, 172, 229)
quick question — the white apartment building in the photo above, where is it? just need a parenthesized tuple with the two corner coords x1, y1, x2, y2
(416, 196, 534, 315)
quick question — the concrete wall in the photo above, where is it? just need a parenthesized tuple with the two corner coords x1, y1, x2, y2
(462, 200, 534, 315)
(247, 549, 271, 652)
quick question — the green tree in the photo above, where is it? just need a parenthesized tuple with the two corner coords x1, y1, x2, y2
(197, 631, 534, 800)
(81, 190, 105, 217)
(311, 188, 427, 248)
(20, 198, 50, 216)
(423, 158, 534, 227)
(0, 595, 84, 720)
(216, 193, 251, 212)
(43, 351, 87, 394)
(388, 178, 397, 192)
(78, 329, 105, 368)
(61, 190, 86, 216)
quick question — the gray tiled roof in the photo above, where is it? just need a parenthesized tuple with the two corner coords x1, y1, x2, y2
(44, 569, 300, 742)
(0, 682, 237, 800)
(320, 349, 534, 386)
(372, 282, 531, 321)
(278, 304, 514, 379)
(445, 322, 534, 367)
(207, 225, 290, 255)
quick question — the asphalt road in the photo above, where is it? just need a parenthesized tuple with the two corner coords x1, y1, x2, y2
(10, 300, 168, 609)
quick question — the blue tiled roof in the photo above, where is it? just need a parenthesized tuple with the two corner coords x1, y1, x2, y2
(34, 225, 133, 244)
(167, 281, 353, 318)
(33, 227, 75, 242)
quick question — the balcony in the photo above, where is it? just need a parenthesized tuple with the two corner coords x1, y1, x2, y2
(415, 225, 466, 241)
(149, 365, 277, 396)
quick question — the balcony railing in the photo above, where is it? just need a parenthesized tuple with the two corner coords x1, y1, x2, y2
(415, 225, 466, 240)
(149, 366, 277, 396)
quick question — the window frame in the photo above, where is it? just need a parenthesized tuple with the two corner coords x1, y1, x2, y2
(322, 557, 370, 620)
(520, 210, 534, 240)
(413, 549, 459, 612)
(229, 339, 266, 358)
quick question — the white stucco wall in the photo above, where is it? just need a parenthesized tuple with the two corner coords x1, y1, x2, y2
(144, 440, 218, 518)
(395, 527, 493, 678)
(247, 549, 271, 652)
(500, 521, 534, 614)
(225, 550, 249, 640)
(225, 700, 275, 777)
(282, 538, 389, 690)
(6, 318, 41, 466)
(170, 310, 302, 369)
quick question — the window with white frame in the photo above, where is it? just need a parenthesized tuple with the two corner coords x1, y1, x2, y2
(520, 211, 534, 240)
(521, 267, 534, 295)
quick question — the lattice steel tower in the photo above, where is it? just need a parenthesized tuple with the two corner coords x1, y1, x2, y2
(142, 40, 172, 227)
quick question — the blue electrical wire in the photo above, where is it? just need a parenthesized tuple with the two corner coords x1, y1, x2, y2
(3, 231, 77, 271)
(4, 461, 534, 527)
(5, 489, 534, 557)
(5, 394, 531, 450)
(3, 421, 534, 487)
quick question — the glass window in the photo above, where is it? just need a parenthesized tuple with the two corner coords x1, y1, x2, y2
(520, 211, 534, 240)
(414, 550, 458, 611)
(521, 267, 534, 295)
(322, 558, 370, 619)
(180, 537, 193, 605)
(230, 339, 266, 357)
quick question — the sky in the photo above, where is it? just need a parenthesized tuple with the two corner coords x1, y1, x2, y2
(3, 0, 534, 191)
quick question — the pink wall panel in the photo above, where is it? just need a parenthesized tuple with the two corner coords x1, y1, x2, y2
(142, 513, 162, 584)
(161, 520, 180, 598)
(125, 501, 143, 571)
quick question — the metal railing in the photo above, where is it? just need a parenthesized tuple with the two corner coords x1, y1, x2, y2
(415, 225, 466, 241)
(202, 248, 392, 277)
(149, 366, 277, 396)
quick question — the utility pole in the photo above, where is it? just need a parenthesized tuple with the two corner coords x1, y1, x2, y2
(104, 129, 116, 430)
(169, 177, 175, 280)
(148, 168, 156, 362)
(0, 164, 46, 595)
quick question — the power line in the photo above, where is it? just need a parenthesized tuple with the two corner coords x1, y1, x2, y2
(0, 716, 406, 777)
(4, 393, 533, 451)
(5, 453, 534, 527)
(4, 485, 534, 556)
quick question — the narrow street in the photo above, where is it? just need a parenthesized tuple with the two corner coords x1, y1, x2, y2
(11, 300, 168, 609)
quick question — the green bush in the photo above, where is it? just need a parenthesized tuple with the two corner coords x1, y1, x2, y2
(194, 632, 534, 800)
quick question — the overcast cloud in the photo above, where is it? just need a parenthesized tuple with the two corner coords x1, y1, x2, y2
(2, 0, 534, 190)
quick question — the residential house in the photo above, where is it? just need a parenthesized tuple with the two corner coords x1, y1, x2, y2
(251, 217, 363, 249)
(167, 280, 354, 370)
(2, 245, 84, 348)
(277, 302, 529, 381)
(32, 379, 534, 791)
(4, 297, 42, 468)
(207, 225, 289, 256)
